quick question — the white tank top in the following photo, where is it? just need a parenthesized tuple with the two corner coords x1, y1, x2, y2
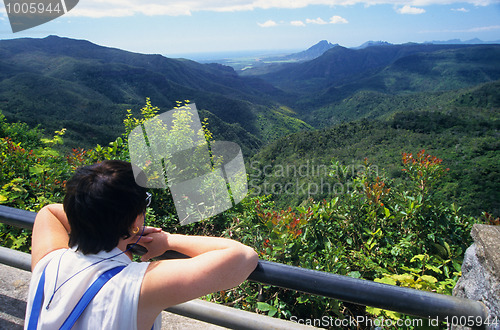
(24, 247, 162, 330)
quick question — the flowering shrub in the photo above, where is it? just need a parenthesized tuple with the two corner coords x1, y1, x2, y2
(402, 149, 449, 193)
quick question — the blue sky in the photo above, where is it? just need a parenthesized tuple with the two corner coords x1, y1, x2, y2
(1, 0, 499, 57)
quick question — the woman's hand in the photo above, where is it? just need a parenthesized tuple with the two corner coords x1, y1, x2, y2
(134, 226, 162, 244)
(138, 230, 170, 262)
(122, 226, 162, 259)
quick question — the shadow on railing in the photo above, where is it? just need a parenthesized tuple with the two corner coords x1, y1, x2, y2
(0, 205, 489, 329)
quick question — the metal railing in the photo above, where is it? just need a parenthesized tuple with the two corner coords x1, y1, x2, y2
(0, 205, 490, 329)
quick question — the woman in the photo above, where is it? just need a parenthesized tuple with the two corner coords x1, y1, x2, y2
(25, 160, 258, 329)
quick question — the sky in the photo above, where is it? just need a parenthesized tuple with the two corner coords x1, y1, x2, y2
(0, 0, 499, 58)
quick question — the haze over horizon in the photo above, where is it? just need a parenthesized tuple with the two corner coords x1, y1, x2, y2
(170, 37, 500, 61)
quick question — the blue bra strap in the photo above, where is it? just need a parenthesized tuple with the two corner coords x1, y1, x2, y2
(27, 265, 47, 330)
(60, 265, 126, 330)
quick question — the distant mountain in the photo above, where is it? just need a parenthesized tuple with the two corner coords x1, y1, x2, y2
(353, 40, 392, 49)
(256, 43, 500, 95)
(284, 44, 500, 126)
(237, 40, 338, 77)
(0, 36, 309, 152)
(266, 40, 338, 62)
(426, 38, 500, 45)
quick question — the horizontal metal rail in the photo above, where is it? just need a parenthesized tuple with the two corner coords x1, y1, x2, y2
(0, 246, 313, 330)
(0, 205, 36, 229)
(0, 205, 490, 328)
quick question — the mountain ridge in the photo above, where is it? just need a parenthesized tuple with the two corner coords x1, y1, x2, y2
(1, 36, 499, 153)
(425, 38, 500, 45)
(0, 35, 309, 152)
(256, 43, 500, 94)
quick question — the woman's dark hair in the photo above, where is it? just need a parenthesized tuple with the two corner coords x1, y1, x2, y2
(63, 160, 147, 254)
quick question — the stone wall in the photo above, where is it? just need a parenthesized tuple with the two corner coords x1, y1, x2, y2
(453, 224, 500, 330)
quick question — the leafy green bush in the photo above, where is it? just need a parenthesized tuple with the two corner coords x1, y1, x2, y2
(223, 150, 477, 323)
(0, 113, 72, 251)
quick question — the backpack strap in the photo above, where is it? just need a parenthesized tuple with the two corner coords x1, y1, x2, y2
(60, 265, 126, 330)
(27, 265, 47, 330)
(27, 265, 126, 330)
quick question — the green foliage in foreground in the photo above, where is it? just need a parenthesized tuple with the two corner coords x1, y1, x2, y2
(0, 101, 495, 329)
(221, 151, 480, 325)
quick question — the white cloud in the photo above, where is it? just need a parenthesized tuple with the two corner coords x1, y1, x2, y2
(452, 7, 469, 12)
(397, 5, 426, 14)
(291, 20, 306, 26)
(306, 17, 328, 24)
(258, 20, 278, 27)
(67, 0, 498, 18)
(330, 15, 349, 23)
(300, 15, 348, 25)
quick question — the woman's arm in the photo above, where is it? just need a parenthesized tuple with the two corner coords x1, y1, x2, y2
(138, 232, 258, 326)
(31, 204, 71, 271)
